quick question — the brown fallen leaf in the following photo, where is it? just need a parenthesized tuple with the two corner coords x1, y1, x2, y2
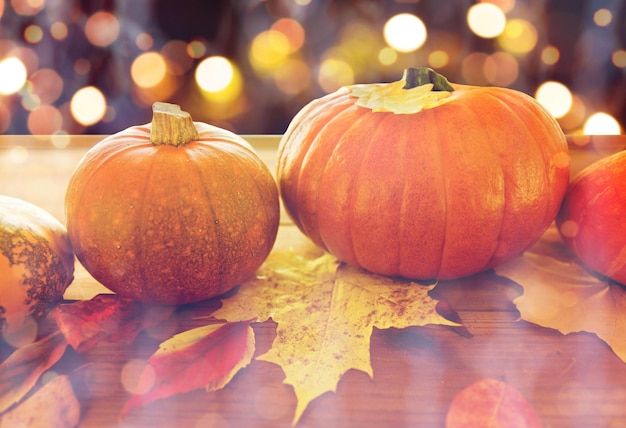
(494, 225, 626, 362)
(0, 374, 80, 428)
(213, 251, 458, 424)
(496, 248, 626, 360)
(50, 294, 175, 353)
(0, 330, 68, 413)
(120, 319, 255, 417)
(446, 378, 542, 428)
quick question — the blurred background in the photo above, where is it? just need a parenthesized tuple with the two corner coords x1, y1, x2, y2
(0, 0, 624, 142)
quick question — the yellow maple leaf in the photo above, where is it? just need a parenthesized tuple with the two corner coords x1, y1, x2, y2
(347, 79, 454, 114)
(494, 225, 626, 362)
(212, 251, 458, 424)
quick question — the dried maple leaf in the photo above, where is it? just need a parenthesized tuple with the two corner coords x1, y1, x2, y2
(494, 225, 626, 362)
(0, 330, 68, 413)
(213, 251, 458, 424)
(446, 378, 541, 428)
(50, 294, 175, 353)
(0, 374, 80, 428)
(121, 319, 255, 417)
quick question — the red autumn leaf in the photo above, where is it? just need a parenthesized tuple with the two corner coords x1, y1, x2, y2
(0, 330, 68, 413)
(0, 374, 80, 427)
(120, 319, 255, 417)
(446, 378, 542, 428)
(50, 294, 175, 353)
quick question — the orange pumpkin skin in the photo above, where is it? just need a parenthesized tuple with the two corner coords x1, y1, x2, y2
(65, 121, 280, 305)
(0, 195, 74, 341)
(277, 76, 570, 280)
(557, 151, 626, 284)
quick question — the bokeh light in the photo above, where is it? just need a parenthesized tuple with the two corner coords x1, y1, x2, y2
(10, 0, 43, 16)
(271, 18, 305, 53)
(467, 3, 506, 39)
(379, 47, 398, 66)
(29, 68, 63, 104)
(0, 2, 624, 135)
(593, 8, 612, 27)
(535, 81, 572, 119)
(428, 50, 449, 69)
(161, 40, 193, 76)
(50, 22, 68, 41)
(27, 104, 62, 134)
(249, 30, 291, 74)
(187, 40, 206, 59)
(383, 13, 427, 53)
(136, 33, 154, 51)
(131, 52, 168, 88)
(23, 24, 43, 44)
(274, 58, 310, 95)
(196, 56, 242, 103)
(0, 56, 27, 95)
(541, 46, 560, 65)
(484, 51, 518, 86)
(196, 56, 234, 93)
(612, 50, 626, 68)
(583, 112, 622, 135)
(84, 11, 120, 47)
(318, 58, 354, 93)
(497, 19, 538, 54)
(70, 86, 107, 127)
(480, 0, 516, 14)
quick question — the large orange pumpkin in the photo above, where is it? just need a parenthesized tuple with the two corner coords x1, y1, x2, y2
(277, 67, 570, 280)
(0, 195, 74, 345)
(65, 103, 280, 305)
(557, 150, 626, 284)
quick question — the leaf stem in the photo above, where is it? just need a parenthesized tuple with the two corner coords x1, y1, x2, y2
(150, 102, 199, 147)
(402, 67, 455, 92)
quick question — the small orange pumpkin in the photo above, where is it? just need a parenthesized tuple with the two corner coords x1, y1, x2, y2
(277, 67, 570, 280)
(65, 103, 280, 305)
(557, 150, 626, 284)
(0, 195, 74, 345)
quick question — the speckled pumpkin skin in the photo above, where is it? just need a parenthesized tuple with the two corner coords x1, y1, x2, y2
(0, 195, 74, 338)
(277, 83, 570, 280)
(65, 122, 279, 305)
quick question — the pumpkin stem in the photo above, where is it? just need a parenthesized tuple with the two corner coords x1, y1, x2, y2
(402, 67, 454, 92)
(150, 102, 199, 147)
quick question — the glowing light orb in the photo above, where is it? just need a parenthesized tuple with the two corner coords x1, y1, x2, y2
(131, 52, 167, 88)
(428, 50, 449, 69)
(196, 56, 242, 103)
(498, 19, 537, 54)
(378, 47, 398, 66)
(541, 46, 560, 65)
(383, 13, 427, 53)
(318, 58, 354, 93)
(24, 24, 43, 43)
(249, 30, 291, 73)
(535, 81, 572, 119)
(196, 56, 234, 92)
(272, 18, 305, 53)
(583, 112, 622, 135)
(70, 86, 107, 126)
(50, 22, 68, 40)
(0, 57, 27, 95)
(85, 11, 120, 47)
(467, 3, 506, 38)
(593, 8, 612, 26)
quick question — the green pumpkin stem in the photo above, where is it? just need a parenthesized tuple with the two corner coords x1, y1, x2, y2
(402, 67, 455, 92)
(150, 102, 199, 147)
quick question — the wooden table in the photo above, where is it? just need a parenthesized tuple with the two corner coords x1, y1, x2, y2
(2, 134, 626, 427)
